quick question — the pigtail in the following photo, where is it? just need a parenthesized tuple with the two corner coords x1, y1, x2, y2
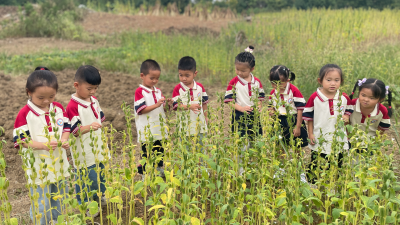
(349, 80, 359, 100)
(289, 71, 296, 82)
(387, 90, 393, 118)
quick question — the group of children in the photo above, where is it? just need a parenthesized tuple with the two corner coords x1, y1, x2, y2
(13, 46, 392, 224)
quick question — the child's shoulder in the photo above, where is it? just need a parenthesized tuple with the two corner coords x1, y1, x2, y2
(196, 82, 207, 91)
(227, 76, 240, 84)
(288, 83, 301, 91)
(16, 104, 31, 119)
(378, 102, 389, 115)
(307, 91, 319, 101)
(52, 101, 65, 111)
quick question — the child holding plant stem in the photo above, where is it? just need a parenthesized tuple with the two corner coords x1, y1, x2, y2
(302, 64, 354, 184)
(172, 56, 209, 163)
(224, 46, 265, 176)
(66, 65, 108, 218)
(134, 59, 172, 180)
(348, 78, 392, 153)
(13, 67, 70, 225)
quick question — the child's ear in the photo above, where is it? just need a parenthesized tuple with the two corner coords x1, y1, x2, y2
(317, 78, 321, 84)
(194, 71, 198, 77)
(250, 67, 255, 72)
(73, 82, 79, 88)
(140, 73, 145, 79)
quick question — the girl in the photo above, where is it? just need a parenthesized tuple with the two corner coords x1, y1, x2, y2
(13, 67, 70, 225)
(268, 65, 308, 148)
(302, 64, 353, 184)
(348, 78, 392, 151)
(224, 46, 265, 175)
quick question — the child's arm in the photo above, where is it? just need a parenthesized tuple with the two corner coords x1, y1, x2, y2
(234, 103, 253, 113)
(293, 110, 303, 137)
(76, 122, 102, 136)
(60, 132, 70, 150)
(141, 98, 165, 114)
(308, 120, 315, 145)
(21, 141, 55, 151)
(178, 103, 201, 114)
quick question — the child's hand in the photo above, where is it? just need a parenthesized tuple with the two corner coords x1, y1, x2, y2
(48, 141, 58, 150)
(61, 139, 70, 150)
(205, 117, 209, 125)
(241, 106, 253, 114)
(189, 104, 201, 114)
(156, 98, 166, 107)
(342, 114, 349, 123)
(309, 134, 316, 145)
(167, 98, 173, 106)
(293, 126, 301, 137)
(90, 122, 102, 131)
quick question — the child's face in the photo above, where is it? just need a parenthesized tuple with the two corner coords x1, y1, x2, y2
(141, 70, 161, 89)
(318, 70, 341, 94)
(74, 81, 99, 100)
(178, 70, 197, 86)
(358, 88, 381, 109)
(271, 77, 289, 91)
(235, 62, 254, 79)
(28, 86, 57, 110)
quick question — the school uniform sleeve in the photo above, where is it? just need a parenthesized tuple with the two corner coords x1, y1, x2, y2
(343, 93, 354, 116)
(197, 83, 209, 104)
(302, 92, 317, 121)
(267, 89, 275, 107)
(378, 104, 391, 130)
(255, 78, 265, 101)
(92, 97, 106, 123)
(53, 102, 71, 133)
(172, 84, 181, 110)
(134, 88, 147, 115)
(13, 106, 31, 148)
(66, 100, 81, 137)
(291, 85, 306, 110)
(224, 77, 237, 103)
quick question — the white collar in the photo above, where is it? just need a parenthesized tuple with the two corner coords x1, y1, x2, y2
(316, 88, 340, 102)
(71, 94, 97, 108)
(180, 80, 198, 90)
(139, 84, 159, 93)
(27, 100, 55, 116)
(237, 73, 255, 85)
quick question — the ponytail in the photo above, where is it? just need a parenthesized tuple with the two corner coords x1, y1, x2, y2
(349, 79, 359, 100)
(289, 70, 296, 82)
(387, 90, 393, 118)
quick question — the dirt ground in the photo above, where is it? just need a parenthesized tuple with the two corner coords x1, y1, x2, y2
(0, 69, 221, 224)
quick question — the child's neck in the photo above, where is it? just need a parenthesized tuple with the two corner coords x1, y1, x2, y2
(360, 104, 375, 117)
(32, 101, 50, 112)
(241, 74, 252, 83)
(319, 87, 337, 99)
(74, 93, 91, 103)
(185, 81, 195, 89)
(142, 83, 155, 91)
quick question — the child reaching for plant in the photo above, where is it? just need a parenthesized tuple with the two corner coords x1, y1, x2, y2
(13, 67, 70, 225)
(303, 64, 353, 184)
(348, 78, 392, 152)
(224, 46, 265, 176)
(66, 65, 108, 218)
(135, 59, 171, 181)
(268, 65, 308, 148)
(172, 56, 209, 145)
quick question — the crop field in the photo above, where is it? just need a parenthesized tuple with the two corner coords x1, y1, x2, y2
(1, 3, 400, 225)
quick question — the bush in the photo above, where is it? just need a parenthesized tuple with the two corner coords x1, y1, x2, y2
(0, 0, 86, 40)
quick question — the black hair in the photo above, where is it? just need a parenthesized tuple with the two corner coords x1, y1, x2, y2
(75, 65, 101, 85)
(140, 59, 161, 75)
(350, 78, 392, 117)
(318, 64, 344, 86)
(26, 67, 58, 95)
(269, 65, 296, 82)
(235, 46, 255, 68)
(178, 56, 196, 72)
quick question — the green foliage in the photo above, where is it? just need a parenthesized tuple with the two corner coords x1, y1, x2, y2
(0, 0, 86, 40)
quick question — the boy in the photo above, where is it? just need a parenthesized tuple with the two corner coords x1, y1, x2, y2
(134, 59, 171, 180)
(66, 65, 108, 218)
(172, 56, 209, 144)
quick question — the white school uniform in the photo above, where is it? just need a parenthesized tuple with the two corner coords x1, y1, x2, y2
(172, 81, 209, 135)
(269, 82, 306, 115)
(66, 95, 107, 168)
(302, 89, 353, 154)
(224, 74, 265, 106)
(13, 100, 70, 185)
(350, 98, 391, 137)
(134, 85, 168, 142)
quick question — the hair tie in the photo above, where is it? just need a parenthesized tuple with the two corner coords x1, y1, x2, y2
(40, 68, 45, 70)
(351, 92, 354, 95)
(389, 106, 392, 108)
(358, 78, 367, 86)
(385, 86, 389, 95)
(244, 47, 253, 54)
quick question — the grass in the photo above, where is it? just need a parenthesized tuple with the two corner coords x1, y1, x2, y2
(1, 8, 400, 99)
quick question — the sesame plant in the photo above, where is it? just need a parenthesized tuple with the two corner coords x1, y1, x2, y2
(11, 92, 400, 224)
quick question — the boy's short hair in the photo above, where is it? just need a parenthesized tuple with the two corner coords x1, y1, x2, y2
(140, 59, 161, 75)
(178, 56, 196, 72)
(75, 65, 101, 85)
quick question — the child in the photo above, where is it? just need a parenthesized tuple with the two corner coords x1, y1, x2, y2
(66, 65, 107, 217)
(303, 64, 353, 184)
(13, 67, 70, 225)
(224, 46, 265, 175)
(348, 78, 392, 151)
(134, 59, 170, 180)
(268, 65, 308, 148)
(172, 56, 209, 139)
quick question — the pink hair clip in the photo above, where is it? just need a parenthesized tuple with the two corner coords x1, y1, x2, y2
(385, 86, 389, 95)
(244, 47, 253, 54)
